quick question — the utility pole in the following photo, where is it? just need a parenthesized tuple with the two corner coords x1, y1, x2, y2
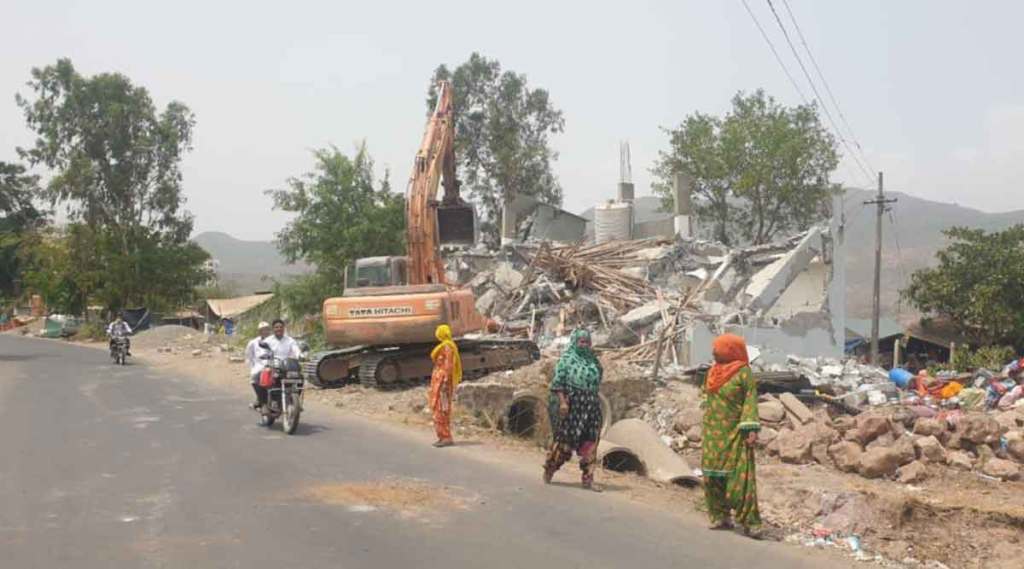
(864, 172, 897, 366)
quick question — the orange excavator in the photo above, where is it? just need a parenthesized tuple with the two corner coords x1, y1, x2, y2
(303, 81, 538, 388)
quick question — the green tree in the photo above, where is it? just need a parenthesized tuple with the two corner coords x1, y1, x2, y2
(428, 53, 565, 244)
(266, 144, 404, 315)
(903, 225, 1024, 348)
(17, 227, 86, 314)
(0, 161, 43, 299)
(652, 90, 839, 245)
(16, 59, 209, 311)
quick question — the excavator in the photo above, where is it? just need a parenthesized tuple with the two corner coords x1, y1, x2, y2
(303, 81, 539, 388)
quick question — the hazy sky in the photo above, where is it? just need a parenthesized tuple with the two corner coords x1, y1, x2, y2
(2, 0, 1021, 240)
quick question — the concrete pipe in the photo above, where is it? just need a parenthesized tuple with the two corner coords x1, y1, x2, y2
(598, 419, 700, 487)
(505, 390, 612, 445)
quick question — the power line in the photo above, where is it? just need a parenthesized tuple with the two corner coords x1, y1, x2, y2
(779, 0, 876, 175)
(739, 0, 810, 105)
(763, 0, 875, 187)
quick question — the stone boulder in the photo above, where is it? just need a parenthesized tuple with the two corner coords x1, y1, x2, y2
(758, 400, 786, 424)
(757, 427, 779, 448)
(897, 460, 928, 484)
(912, 417, 946, 438)
(892, 436, 918, 466)
(685, 425, 703, 443)
(947, 450, 975, 471)
(1005, 430, 1024, 463)
(858, 446, 902, 479)
(777, 426, 814, 464)
(673, 408, 704, 434)
(828, 441, 863, 473)
(914, 435, 947, 464)
(981, 458, 1021, 481)
(866, 432, 895, 450)
(832, 416, 856, 434)
(852, 412, 891, 445)
(958, 414, 1003, 445)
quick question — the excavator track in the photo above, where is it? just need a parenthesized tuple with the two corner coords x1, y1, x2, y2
(303, 338, 540, 390)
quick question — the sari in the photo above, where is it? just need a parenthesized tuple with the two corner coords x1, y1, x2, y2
(702, 334, 762, 529)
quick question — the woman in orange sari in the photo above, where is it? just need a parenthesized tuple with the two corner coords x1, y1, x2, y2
(429, 324, 462, 448)
(702, 333, 762, 538)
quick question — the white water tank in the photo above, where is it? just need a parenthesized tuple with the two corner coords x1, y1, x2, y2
(594, 201, 633, 243)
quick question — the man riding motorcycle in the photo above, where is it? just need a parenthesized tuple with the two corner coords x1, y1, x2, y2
(244, 321, 274, 411)
(106, 313, 133, 357)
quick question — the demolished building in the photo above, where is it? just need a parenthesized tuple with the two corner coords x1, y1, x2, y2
(450, 194, 847, 368)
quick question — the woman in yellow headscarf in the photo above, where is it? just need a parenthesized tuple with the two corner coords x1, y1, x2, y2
(429, 324, 462, 447)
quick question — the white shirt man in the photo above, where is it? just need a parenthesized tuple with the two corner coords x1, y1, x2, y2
(266, 320, 301, 360)
(244, 322, 273, 383)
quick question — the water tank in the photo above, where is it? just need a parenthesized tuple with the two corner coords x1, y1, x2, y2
(594, 201, 633, 243)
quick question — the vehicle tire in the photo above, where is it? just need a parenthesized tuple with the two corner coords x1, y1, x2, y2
(283, 394, 300, 435)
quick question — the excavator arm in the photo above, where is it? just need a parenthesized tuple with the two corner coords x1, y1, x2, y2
(405, 81, 474, 286)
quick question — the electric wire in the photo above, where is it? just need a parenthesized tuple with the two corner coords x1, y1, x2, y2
(763, 0, 875, 187)
(739, 0, 810, 105)
(779, 0, 877, 175)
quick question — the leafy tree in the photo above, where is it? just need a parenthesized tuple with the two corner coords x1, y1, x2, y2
(652, 90, 839, 245)
(16, 59, 209, 311)
(0, 161, 43, 298)
(428, 53, 565, 244)
(16, 226, 86, 314)
(266, 144, 404, 315)
(903, 225, 1024, 348)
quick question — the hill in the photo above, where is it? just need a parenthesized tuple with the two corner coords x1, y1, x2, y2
(580, 193, 1024, 322)
(192, 232, 310, 294)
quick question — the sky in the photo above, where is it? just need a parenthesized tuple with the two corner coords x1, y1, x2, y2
(1, 0, 1022, 240)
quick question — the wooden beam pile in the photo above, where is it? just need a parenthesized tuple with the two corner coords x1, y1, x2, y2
(526, 239, 666, 310)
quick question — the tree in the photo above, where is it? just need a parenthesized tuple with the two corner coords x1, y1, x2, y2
(0, 161, 43, 299)
(427, 53, 565, 244)
(266, 144, 404, 315)
(16, 59, 209, 311)
(903, 225, 1024, 348)
(652, 90, 839, 246)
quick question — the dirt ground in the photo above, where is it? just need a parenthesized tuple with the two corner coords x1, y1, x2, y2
(62, 330, 1024, 568)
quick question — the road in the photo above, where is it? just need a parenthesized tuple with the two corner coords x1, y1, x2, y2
(0, 334, 850, 569)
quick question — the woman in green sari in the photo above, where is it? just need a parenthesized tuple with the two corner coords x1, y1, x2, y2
(544, 328, 603, 490)
(702, 333, 762, 537)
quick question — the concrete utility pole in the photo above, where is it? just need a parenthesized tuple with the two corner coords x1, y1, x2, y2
(865, 172, 897, 366)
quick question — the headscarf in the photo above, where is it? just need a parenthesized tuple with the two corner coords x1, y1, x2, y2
(553, 329, 602, 391)
(431, 324, 463, 388)
(705, 333, 749, 394)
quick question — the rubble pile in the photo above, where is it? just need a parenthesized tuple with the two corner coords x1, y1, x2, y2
(452, 228, 835, 360)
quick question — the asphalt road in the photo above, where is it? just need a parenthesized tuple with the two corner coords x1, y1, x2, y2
(0, 334, 849, 569)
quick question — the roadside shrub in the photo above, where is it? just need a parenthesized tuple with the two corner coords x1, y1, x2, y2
(950, 345, 1017, 372)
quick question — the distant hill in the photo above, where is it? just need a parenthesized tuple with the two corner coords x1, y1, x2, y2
(193, 232, 310, 294)
(579, 193, 1024, 322)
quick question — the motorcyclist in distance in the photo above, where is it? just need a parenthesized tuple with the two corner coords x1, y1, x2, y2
(106, 312, 133, 356)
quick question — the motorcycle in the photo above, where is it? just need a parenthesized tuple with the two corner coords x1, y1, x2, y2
(255, 341, 308, 434)
(110, 334, 130, 365)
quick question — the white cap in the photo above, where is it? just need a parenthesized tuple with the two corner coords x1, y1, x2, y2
(257, 321, 271, 330)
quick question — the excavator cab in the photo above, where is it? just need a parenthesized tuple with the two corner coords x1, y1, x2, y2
(345, 257, 409, 289)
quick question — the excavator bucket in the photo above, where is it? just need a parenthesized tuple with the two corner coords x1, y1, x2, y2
(437, 203, 476, 245)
